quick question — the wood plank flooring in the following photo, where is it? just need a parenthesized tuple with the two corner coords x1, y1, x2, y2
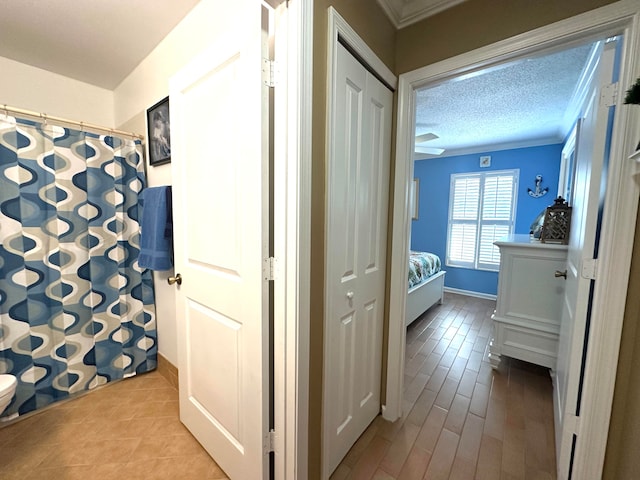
(331, 293, 557, 480)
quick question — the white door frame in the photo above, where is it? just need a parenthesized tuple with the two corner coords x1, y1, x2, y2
(322, 7, 397, 479)
(273, 0, 312, 478)
(386, 2, 640, 478)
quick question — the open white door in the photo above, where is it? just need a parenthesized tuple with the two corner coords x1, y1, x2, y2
(169, 2, 273, 479)
(554, 40, 616, 480)
(323, 42, 393, 476)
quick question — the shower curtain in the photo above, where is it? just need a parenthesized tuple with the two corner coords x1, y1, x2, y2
(0, 114, 156, 418)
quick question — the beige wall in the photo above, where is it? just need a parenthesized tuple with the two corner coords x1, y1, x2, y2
(0, 56, 113, 126)
(395, 0, 619, 75)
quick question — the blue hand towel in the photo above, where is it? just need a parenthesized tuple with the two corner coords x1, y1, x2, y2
(138, 186, 173, 271)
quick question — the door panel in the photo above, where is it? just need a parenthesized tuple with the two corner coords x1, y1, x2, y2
(324, 42, 393, 475)
(170, 2, 271, 479)
(554, 41, 615, 479)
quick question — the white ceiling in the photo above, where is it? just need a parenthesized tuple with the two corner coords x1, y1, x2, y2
(414, 41, 600, 158)
(0, 0, 201, 89)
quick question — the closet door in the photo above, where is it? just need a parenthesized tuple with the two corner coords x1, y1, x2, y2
(169, 2, 272, 478)
(324, 42, 393, 476)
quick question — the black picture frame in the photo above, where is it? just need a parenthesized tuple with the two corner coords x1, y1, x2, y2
(146, 96, 171, 166)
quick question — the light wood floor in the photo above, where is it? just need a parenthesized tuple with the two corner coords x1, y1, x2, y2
(331, 293, 557, 480)
(0, 370, 228, 479)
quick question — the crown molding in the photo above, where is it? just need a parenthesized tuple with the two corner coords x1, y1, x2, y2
(376, 0, 466, 29)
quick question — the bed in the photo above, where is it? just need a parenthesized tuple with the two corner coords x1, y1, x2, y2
(406, 251, 446, 326)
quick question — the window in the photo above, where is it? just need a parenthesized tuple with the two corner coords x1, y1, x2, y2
(447, 169, 518, 271)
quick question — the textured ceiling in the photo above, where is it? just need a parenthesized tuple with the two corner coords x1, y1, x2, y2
(0, 0, 201, 89)
(414, 42, 598, 158)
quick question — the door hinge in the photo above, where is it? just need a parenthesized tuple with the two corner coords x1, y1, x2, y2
(566, 413, 581, 435)
(264, 429, 277, 454)
(581, 258, 598, 280)
(600, 82, 618, 107)
(264, 257, 277, 281)
(262, 59, 277, 88)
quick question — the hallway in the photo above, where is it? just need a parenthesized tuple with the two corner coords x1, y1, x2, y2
(331, 293, 556, 480)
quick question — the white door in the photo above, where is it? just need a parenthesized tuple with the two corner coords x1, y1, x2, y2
(169, 2, 273, 479)
(324, 43, 393, 475)
(554, 40, 616, 479)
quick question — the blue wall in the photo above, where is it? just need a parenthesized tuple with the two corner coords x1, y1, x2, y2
(411, 144, 563, 296)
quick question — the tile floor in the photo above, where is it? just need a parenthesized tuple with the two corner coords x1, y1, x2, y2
(0, 293, 555, 480)
(0, 370, 228, 479)
(331, 293, 557, 480)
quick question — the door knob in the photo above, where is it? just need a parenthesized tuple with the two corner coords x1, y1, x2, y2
(346, 291, 354, 299)
(555, 270, 567, 279)
(168, 273, 182, 286)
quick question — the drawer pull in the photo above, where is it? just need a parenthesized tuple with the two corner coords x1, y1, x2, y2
(555, 270, 567, 279)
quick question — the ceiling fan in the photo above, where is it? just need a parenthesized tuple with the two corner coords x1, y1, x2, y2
(414, 132, 445, 156)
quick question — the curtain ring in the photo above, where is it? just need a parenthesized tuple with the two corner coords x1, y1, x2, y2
(41, 113, 48, 125)
(80, 121, 84, 132)
(2, 104, 8, 116)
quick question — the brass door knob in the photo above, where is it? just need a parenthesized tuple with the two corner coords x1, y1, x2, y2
(555, 270, 567, 279)
(168, 273, 182, 286)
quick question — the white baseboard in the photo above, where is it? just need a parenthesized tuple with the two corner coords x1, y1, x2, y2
(443, 287, 497, 301)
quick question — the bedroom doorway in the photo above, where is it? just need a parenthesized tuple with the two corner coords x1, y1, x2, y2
(386, 4, 640, 478)
(407, 37, 618, 479)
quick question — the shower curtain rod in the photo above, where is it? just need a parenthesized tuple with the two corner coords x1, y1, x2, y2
(1, 103, 144, 140)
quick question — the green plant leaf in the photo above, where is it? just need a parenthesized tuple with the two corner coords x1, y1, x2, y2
(624, 78, 640, 105)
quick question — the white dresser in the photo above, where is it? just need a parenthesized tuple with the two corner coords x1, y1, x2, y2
(489, 234, 568, 370)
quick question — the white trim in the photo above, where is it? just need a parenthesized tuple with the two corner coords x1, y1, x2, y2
(558, 123, 578, 200)
(327, 7, 397, 90)
(273, 0, 312, 479)
(323, 7, 397, 478)
(572, 11, 640, 478)
(385, 68, 416, 421)
(388, 3, 640, 479)
(562, 41, 603, 136)
(424, 135, 564, 159)
(273, 4, 288, 476)
(443, 286, 497, 301)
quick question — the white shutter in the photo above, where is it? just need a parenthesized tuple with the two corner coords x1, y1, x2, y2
(482, 174, 514, 220)
(452, 176, 480, 220)
(449, 223, 477, 264)
(478, 172, 517, 270)
(478, 224, 510, 266)
(447, 175, 480, 267)
(447, 170, 518, 271)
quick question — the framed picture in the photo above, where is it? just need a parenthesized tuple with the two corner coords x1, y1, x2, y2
(146, 96, 171, 166)
(412, 178, 419, 220)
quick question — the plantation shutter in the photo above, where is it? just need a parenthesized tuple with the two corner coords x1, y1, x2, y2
(448, 175, 480, 268)
(478, 173, 516, 269)
(447, 170, 518, 271)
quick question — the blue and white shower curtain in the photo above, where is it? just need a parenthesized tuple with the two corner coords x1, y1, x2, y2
(0, 114, 156, 418)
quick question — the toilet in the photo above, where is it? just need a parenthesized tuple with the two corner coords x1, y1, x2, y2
(0, 374, 17, 415)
